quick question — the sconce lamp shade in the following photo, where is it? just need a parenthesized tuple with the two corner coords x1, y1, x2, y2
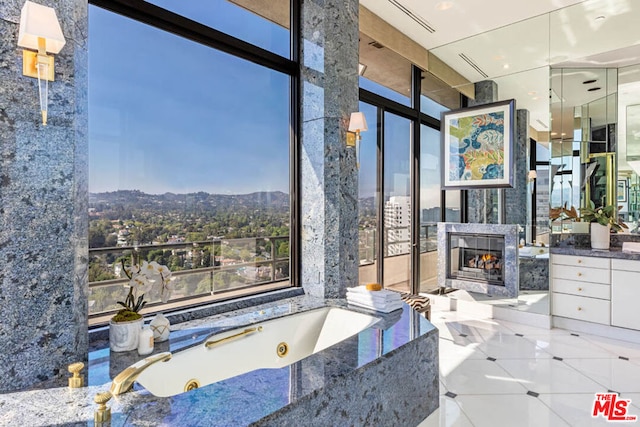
(348, 112, 368, 133)
(528, 170, 537, 180)
(18, 1, 66, 54)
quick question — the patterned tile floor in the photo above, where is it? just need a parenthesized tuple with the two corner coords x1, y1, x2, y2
(418, 308, 640, 426)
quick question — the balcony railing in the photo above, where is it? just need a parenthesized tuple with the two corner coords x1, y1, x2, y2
(88, 236, 289, 324)
(89, 224, 441, 325)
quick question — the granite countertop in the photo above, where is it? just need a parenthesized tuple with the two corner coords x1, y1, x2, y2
(0, 295, 436, 427)
(550, 246, 640, 260)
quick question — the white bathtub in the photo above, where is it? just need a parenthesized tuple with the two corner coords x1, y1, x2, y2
(135, 307, 380, 397)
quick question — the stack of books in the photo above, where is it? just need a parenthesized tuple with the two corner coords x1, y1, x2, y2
(346, 286, 403, 313)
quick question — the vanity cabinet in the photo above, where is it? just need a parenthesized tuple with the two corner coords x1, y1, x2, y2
(551, 254, 611, 325)
(611, 259, 640, 330)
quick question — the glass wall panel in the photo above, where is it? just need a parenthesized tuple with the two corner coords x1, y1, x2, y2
(419, 125, 440, 292)
(88, 6, 291, 323)
(147, 0, 290, 58)
(358, 102, 378, 285)
(383, 112, 411, 293)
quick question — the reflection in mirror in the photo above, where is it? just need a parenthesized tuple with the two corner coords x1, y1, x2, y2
(619, 64, 640, 233)
(550, 68, 618, 236)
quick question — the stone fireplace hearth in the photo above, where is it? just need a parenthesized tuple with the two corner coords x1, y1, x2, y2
(438, 223, 519, 298)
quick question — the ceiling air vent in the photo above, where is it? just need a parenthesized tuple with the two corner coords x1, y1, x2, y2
(388, 0, 436, 33)
(536, 119, 548, 129)
(458, 53, 488, 78)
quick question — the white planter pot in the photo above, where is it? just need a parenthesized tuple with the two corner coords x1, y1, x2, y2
(571, 222, 590, 234)
(109, 318, 143, 352)
(590, 222, 611, 250)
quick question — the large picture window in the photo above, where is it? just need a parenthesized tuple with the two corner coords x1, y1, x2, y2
(88, 2, 295, 325)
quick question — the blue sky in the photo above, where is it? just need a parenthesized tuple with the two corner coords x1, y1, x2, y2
(88, 2, 290, 195)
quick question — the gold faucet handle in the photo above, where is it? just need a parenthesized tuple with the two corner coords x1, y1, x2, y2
(94, 391, 112, 424)
(94, 391, 112, 406)
(68, 362, 85, 388)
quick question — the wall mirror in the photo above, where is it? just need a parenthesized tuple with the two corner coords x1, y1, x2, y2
(549, 68, 618, 235)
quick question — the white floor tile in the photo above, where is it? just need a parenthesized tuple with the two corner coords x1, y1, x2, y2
(474, 333, 552, 359)
(525, 334, 617, 359)
(446, 318, 516, 340)
(580, 334, 640, 359)
(622, 393, 640, 412)
(417, 396, 474, 427)
(495, 319, 573, 337)
(563, 358, 640, 393)
(456, 394, 571, 427)
(538, 393, 626, 427)
(497, 358, 604, 393)
(441, 359, 527, 395)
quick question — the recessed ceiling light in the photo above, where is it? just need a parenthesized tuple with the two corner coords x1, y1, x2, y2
(551, 132, 557, 136)
(435, 1, 453, 11)
(503, 64, 510, 69)
(561, 133, 566, 136)
(588, 87, 602, 92)
(532, 96, 540, 100)
(582, 79, 598, 84)
(493, 55, 505, 61)
(528, 91, 537, 96)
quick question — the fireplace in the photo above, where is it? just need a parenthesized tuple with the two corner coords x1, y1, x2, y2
(449, 233, 505, 286)
(438, 223, 518, 298)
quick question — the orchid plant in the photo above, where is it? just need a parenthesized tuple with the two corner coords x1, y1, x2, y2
(580, 201, 628, 233)
(112, 259, 176, 323)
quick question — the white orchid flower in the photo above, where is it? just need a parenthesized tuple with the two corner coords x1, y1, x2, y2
(129, 273, 153, 295)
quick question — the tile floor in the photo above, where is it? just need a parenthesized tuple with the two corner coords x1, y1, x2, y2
(418, 307, 640, 426)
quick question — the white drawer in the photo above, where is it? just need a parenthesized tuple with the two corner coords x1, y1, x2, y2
(552, 254, 610, 269)
(553, 278, 610, 300)
(553, 265, 610, 285)
(552, 293, 610, 325)
(612, 259, 640, 273)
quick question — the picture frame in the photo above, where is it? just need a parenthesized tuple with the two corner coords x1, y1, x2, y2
(617, 179, 627, 202)
(441, 99, 516, 189)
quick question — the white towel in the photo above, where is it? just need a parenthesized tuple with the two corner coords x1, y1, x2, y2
(346, 293, 404, 312)
(346, 290, 402, 305)
(347, 286, 402, 301)
(347, 299, 404, 313)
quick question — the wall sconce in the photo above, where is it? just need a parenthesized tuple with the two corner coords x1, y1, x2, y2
(347, 112, 368, 169)
(18, 1, 66, 126)
(358, 63, 367, 76)
(527, 170, 537, 182)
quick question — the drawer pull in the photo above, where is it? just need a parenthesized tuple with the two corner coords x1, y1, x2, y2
(577, 259, 582, 264)
(577, 307, 582, 311)
(577, 287, 583, 291)
(577, 272, 582, 277)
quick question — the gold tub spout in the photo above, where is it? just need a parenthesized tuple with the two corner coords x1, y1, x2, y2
(110, 352, 172, 396)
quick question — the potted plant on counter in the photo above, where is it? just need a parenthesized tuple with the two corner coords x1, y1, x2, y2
(580, 202, 628, 250)
(110, 259, 175, 352)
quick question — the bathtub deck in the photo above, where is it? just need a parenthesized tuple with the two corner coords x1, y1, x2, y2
(0, 295, 439, 426)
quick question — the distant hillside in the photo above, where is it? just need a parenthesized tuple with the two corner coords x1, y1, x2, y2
(90, 190, 290, 216)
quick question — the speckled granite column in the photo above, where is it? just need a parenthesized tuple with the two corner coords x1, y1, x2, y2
(300, 0, 359, 298)
(506, 109, 529, 225)
(0, 0, 88, 392)
(467, 81, 500, 223)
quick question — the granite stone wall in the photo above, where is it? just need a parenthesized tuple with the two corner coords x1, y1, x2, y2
(0, 0, 88, 392)
(300, 0, 359, 298)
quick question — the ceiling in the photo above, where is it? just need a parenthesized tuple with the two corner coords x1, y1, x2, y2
(359, 0, 640, 135)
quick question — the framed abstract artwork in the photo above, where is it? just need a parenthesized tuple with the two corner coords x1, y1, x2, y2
(441, 99, 515, 189)
(618, 179, 627, 202)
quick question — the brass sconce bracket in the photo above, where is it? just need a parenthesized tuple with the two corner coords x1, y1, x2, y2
(22, 50, 55, 81)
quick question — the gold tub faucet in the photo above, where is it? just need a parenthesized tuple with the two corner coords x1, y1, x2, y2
(110, 352, 172, 396)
